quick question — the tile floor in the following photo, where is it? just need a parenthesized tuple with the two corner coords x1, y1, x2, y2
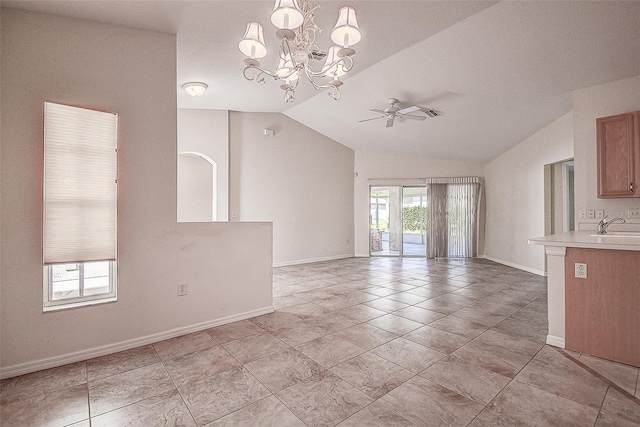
(1, 257, 639, 426)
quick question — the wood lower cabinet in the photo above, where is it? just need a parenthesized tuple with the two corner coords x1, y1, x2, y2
(597, 111, 640, 198)
(565, 248, 640, 367)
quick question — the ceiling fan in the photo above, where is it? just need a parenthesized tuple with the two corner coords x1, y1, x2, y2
(358, 98, 439, 128)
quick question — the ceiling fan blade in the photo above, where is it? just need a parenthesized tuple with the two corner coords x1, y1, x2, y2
(397, 106, 420, 115)
(386, 116, 395, 128)
(358, 115, 386, 123)
(369, 109, 385, 114)
(402, 114, 427, 121)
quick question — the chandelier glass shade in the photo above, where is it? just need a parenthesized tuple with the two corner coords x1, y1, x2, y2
(239, 0, 361, 102)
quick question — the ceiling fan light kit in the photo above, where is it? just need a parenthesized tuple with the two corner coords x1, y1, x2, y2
(238, 0, 361, 103)
(359, 98, 440, 128)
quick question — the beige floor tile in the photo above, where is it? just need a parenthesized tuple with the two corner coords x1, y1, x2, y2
(404, 286, 448, 299)
(515, 346, 608, 408)
(206, 319, 265, 344)
(403, 325, 470, 354)
(331, 352, 414, 399)
(415, 294, 475, 314)
(421, 354, 511, 405)
(489, 380, 599, 426)
(372, 337, 445, 373)
(249, 311, 305, 332)
(244, 348, 324, 393)
(180, 367, 270, 425)
(204, 395, 305, 427)
(0, 383, 88, 427)
(598, 387, 640, 425)
(279, 302, 333, 320)
(271, 320, 328, 347)
(304, 312, 359, 333)
(0, 361, 86, 404)
(276, 371, 373, 427)
(366, 314, 423, 335)
(222, 332, 290, 364)
(89, 362, 175, 416)
(579, 354, 640, 395)
(338, 400, 415, 426)
(153, 331, 217, 361)
(450, 340, 533, 379)
(393, 305, 445, 324)
(428, 315, 489, 339)
(334, 323, 398, 351)
(163, 345, 240, 388)
(364, 298, 410, 313)
(385, 291, 428, 305)
(296, 334, 365, 369)
(467, 408, 529, 427)
(365, 286, 401, 297)
(91, 389, 196, 427)
(380, 375, 484, 426)
(336, 303, 387, 322)
(86, 345, 159, 382)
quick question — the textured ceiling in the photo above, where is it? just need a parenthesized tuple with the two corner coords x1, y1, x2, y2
(3, 1, 640, 162)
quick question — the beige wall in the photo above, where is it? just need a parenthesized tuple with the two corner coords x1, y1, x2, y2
(177, 109, 229, 221)
(354, 151, 485, 257)
(177, 154, 214, 221)
(0, 10, 272, 377)
(229, 112, 355, 266)
(483, 112, 574, 274)
(573, 75, 640, 229)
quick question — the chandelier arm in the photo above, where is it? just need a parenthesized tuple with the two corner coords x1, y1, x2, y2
(243, 66, 279, 83)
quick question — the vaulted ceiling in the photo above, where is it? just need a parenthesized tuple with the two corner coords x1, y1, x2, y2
(4, 1, 640, 162)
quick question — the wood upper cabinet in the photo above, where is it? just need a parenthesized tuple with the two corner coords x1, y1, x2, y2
(597, 111, 640, 198)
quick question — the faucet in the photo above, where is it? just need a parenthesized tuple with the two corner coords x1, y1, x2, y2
(596, 217, 625, 235)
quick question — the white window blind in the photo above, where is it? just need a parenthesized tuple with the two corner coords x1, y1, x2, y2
(44, 102, 118, 264)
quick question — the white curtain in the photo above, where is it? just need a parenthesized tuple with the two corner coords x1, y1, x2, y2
(426, 177, 481, 258)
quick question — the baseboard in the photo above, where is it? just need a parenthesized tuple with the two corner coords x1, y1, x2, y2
(0, 306, 274, 380)
(273, 254, 354, 268)
(546, 335, 566, 348)
(480, 255, 546, 277)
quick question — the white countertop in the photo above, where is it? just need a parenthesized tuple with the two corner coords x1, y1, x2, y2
(529, 230, 640, 251)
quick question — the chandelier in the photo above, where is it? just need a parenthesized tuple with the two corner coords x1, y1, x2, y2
(238, 0, 361, 103)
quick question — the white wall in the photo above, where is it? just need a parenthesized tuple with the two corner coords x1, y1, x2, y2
(573, 75, 640, 229)
(354, 151, 485, 257)
(0, 10, 272, 377)
(177, 154, 214, 222)
(177, 109, 229, 221)
(483, 112, 574, 274)
(229, 112, 354, 266)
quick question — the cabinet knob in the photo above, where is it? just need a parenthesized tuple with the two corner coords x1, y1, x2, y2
(631, 182, 634, 193)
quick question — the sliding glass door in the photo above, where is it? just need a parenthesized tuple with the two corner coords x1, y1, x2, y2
(370, 186, 426, 257)
(370, 186, 401, 256)
(371, 179, 481, 258)
(402, 187, 427, 256)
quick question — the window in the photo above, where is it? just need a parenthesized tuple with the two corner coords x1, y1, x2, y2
(43, 102, 118, 311)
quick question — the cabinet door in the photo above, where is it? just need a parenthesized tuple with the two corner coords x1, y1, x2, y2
(565, 248, 640, 367)
(597, 112, 639, 198)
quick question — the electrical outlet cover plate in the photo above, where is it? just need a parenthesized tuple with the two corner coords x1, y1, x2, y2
(574, 263, 587, 279)
(178, 282, 187, 296)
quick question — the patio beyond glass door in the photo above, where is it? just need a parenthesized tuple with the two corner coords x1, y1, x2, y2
(370, 186, 401, 256)
(370, 186, 426, 257)
(402, 187, 427, 256)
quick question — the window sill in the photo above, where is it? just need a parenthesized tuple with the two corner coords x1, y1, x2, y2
(43, 295, 117, 313)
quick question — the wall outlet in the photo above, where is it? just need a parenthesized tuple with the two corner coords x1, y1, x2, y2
(587, 209, 595, 219)
(178, 282, 188, 296)
(579, 210, 586, 219)
(596, 209, 604, 219)
(574, 263, 587, 279)
(628, 209, 640, 218)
